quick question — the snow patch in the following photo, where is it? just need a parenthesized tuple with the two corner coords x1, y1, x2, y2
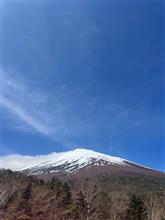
(0, 148, 128, 174)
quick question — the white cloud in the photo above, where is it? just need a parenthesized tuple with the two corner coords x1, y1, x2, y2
(0, 154, 48, 170)
(0, 150, 78, 170)
(1, 70, 82, 148)
(1, 70, 54, 138)
(1, 97, 53, 136)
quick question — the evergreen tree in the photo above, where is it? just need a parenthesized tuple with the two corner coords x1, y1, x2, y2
(21, 182, 32, 201)
(62, 182, 72, 207)
(74, 190, 88, 219)
(39, 179, 44, 186)
(55, 179, 62, 198)
(19, 182, 32, 212)
(48, 177, 56, 190)
(76, 190, 87, 212)
(126, 194, 148, 220)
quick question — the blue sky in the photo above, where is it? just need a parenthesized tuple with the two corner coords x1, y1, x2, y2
(1, 1, 164, 171)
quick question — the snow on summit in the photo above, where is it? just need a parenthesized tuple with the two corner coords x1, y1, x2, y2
(0, 148, 126, 172)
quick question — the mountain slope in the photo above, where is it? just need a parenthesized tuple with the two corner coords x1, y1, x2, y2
(18, 148, 128, 175)
(1, 148, 163, 180)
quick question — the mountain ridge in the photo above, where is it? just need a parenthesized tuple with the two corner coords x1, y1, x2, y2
(1, 148, 162, 178)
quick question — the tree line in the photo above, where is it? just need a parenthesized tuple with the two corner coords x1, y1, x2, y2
(15, 177, 164, 220)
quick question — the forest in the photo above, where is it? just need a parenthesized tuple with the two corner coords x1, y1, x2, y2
(0, 169, 165, 220)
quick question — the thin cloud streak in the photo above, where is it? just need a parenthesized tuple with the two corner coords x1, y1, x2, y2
(1, 71, 80, 148)
(1, 70, 55, 138)
(1, 97, 53, 137)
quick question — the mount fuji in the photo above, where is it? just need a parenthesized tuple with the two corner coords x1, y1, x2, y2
(1, 148, 161, 179)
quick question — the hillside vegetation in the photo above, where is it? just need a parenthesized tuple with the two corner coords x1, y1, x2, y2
(0, 169, 165, 220)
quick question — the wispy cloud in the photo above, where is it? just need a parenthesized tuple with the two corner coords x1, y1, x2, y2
(1, 97, 53, 136)
(104, 103, 129, 119)
(0, 69, 151, 149)
(1, 70, 54, 138)
(1, 70, 91, 146)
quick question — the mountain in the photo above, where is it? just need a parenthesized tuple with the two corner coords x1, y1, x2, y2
(2, 148, 163, 181)
(18, 148, 129, 175)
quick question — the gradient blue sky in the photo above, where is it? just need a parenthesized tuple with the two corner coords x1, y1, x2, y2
(1, 1, 164, 171)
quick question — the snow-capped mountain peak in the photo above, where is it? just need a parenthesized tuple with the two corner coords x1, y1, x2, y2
(1, 148, 128, 175)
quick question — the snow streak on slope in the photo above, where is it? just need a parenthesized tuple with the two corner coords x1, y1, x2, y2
(0, 148, 127, 174)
